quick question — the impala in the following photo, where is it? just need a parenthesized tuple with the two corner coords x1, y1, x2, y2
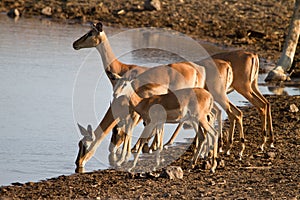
(112, 73, 219, 173)
(212, 50, 274, 151)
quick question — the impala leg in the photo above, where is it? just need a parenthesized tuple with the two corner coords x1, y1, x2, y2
(229, 102, 244, 159)
(202, 129, 211, 159)
(212, 103, 223, 152)
(190, 123, 205, 169)
(224, 101, 244, 159)
(116, 122, 134, 166)
(194, 135, 200, 157)
(125, 131, 132, 162)
(251, 80, 274, 148)
(238, 89, 269, 151)
(116, 133, 130, 167)
(154, 125, 164, 170)
(224, 108, 236, 156)
(163, 123, 183, 148)
(117, 114, 140, 165)
(128, 124, 155, 172)
(132, 140, 150, 153)
(207, 123, 218, 173)
(128, 139, 144, 172)
(125, 114, 143, 153)
(149, 131, 159, 152)
(131, 139, 141, 153)
(215, 96, 241, 157)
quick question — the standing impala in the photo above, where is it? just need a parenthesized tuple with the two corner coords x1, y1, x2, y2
(112, 73, 219, 173)
(212, 50, 274, 152)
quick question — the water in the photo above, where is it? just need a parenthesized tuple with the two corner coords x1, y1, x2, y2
(0, 14, 299, 186)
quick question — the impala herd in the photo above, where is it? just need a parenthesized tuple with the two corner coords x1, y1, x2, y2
(72, 22, 274, 173)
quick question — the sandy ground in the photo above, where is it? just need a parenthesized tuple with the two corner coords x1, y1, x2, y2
(0, 0, 299, 199)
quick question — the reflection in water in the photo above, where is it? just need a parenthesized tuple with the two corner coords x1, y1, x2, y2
(268, 86, 288, 96)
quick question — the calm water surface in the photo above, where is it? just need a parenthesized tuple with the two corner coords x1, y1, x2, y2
(0, 14, 299, 186)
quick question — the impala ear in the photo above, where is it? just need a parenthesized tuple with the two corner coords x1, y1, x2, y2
(94, 22, 103, 32)
(91, 22, 103, 33)
(77, 123, 94, 140)
(107, 71, 122, 80)
(87, 124, 93, 134)
(128, 69, 138, 80)
(77, 123, 87, 136)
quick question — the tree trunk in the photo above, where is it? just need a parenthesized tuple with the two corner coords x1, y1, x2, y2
(265, 0, 300, 82)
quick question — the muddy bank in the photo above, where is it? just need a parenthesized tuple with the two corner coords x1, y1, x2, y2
(1, 95, 299, 199)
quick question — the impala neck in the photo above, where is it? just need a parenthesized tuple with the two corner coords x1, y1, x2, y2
(96, 31, 122, 75)
(128, 82, 143, 109)
(89, 106, 120, 152)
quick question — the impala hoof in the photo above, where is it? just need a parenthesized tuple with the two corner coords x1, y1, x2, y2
(127, 167, 134, 173)
(219, 147, 223, 153)
(238, 155, 242, 161)
(116, 160, 123, 167)
(131, 148, 138, 153)
(270, 143, 275, 148)
(210, 168, 216, 174)
(190, 163, 196, 170)
(258, 146, 264, 152)
(75, 167, 85, 173)
(238, 152, 243, 160)
(226, 150, 231, 156)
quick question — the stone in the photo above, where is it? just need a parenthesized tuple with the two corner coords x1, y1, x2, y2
(117, 9, 126, 15)
(289, 104, 299, 113)
(41, 6, 52, 16)
(266, 152, 276, 159)
(144, 0, 162, 11)
(161, 166, 183, 179)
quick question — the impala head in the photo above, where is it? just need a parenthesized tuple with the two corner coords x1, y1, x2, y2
(114, 79, 134, 99)
(73, 22, 105, 50)
(75, 123, 95, 169)
(107, 71, 135, 99)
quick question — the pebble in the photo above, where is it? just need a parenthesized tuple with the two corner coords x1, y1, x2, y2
(144, 0, 161, 11)
(161, 166, 183, 179)
(266, 152, 276, 159)
(289, 104, 299, 113)
(41, 6, 52, 16)
(117, 9, 126, 15)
